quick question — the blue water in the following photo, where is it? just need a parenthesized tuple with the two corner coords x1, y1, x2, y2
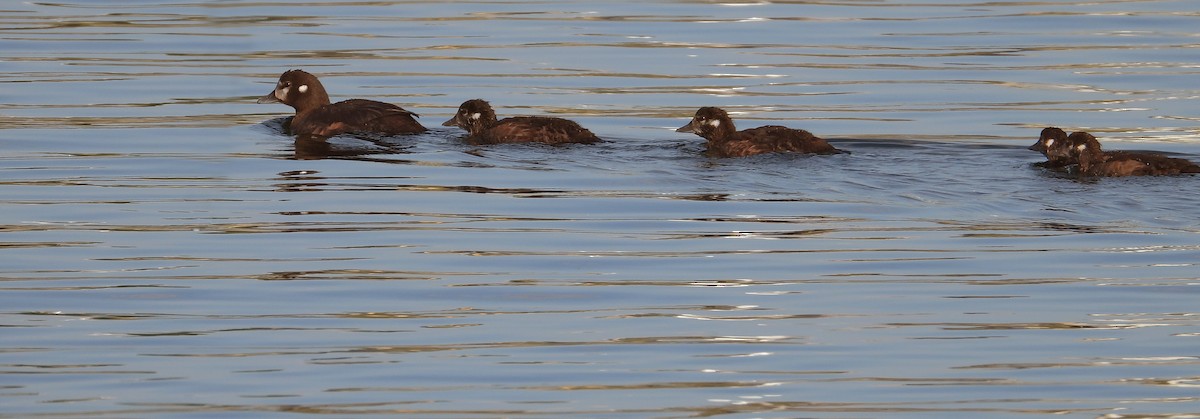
(3, 1, 1200, 417)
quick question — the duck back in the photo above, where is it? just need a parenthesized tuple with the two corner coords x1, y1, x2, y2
(708, 125, 839, 158)
(470, 116, 600, 145)
(291, 99, 425, 137)
(1088, 152, 1200, 177)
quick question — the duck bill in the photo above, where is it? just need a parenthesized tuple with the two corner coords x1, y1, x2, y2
(441, 116, 458, 127)
(1027, 142, 1044, 152)
(675, 120, 697, 133)
(257, 90, 281, 104)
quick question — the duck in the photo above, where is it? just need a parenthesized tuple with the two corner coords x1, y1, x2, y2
(1047, 131, 1200, 177)
(257, 69, 426, 137)
(1028, 127, 1074, 168)
(1030, 126, 1148, 170)
(675, 107, 841, 157)
(441, 99, 601, 145)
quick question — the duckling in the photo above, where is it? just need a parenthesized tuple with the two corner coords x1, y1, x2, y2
(442, 99, 600, 145)
(675, 107, 841, 157)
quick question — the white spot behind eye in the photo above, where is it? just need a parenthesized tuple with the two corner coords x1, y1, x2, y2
(707, 119, 721, 128)
(1045, 139, 1054, 147)
(470, 112, 481, 120)
(298, 84, 308, 94)
(1075, 144, 1086, 151)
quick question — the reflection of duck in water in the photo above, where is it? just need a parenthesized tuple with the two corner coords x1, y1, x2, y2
(258, 69, 426, 137)
(289, 135, 411, 161)
(675, 107, 842, 158)
(1044, 131, 1200, 177)
(442, 99, 601, 145)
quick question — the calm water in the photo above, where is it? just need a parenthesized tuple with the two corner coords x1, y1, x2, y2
(3, 1, 1200, 417)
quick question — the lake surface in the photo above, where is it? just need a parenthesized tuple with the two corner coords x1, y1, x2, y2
(3, 0, 1200, 417)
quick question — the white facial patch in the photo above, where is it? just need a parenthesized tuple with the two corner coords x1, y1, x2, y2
(707, 119, 721, 128)
(298, 84, 308, 94)
(470, 112, 481, 121)
(276, 86, 289, 100)
(1045, 138, 1054, 147)
(1075, 144, 1086, 151)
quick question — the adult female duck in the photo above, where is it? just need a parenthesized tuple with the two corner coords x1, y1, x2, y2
(258, 69, 426, 137)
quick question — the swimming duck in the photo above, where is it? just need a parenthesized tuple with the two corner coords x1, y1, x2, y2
(1049, 131, 1200, 177)
(675, 107, 841, 157)
(1028, 127, 1073, 168)
(441, 99, 600, 145)
(258, 69, 426, 137)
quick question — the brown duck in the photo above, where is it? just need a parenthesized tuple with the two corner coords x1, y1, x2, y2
(258, 69, 426, 137)
(675, 107, 841, 157)
(442, 99, 600, 145)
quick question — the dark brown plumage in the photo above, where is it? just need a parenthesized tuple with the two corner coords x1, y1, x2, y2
(1028, 127, 1074, 168)
(675, 107, 841, 158)
(1048, 131, 1200, 177)
(258, 69, 426, 137)
(441, 99, 600, 145)
(1032, 126, 1145, 171)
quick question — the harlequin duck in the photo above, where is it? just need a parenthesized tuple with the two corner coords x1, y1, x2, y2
(1028, 127, 1073, 168)
(441, 99, 600, 145)
(1049, 131, 1200, 177)
(258, 69, 426, 137)
(675, 107, 841, 157)
(1031, 126, 1145, 169)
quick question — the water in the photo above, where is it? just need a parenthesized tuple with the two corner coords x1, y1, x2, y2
(3, 1, 1200, 417)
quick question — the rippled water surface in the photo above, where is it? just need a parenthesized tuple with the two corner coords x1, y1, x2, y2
(4, 1, 1200, 417)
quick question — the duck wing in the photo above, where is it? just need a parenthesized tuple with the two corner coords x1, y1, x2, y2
(1104, 151, 1200, 175)
(737, 126, 841, 155)
(295, 99, 426, 137)
(471, 116, 600, 145)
